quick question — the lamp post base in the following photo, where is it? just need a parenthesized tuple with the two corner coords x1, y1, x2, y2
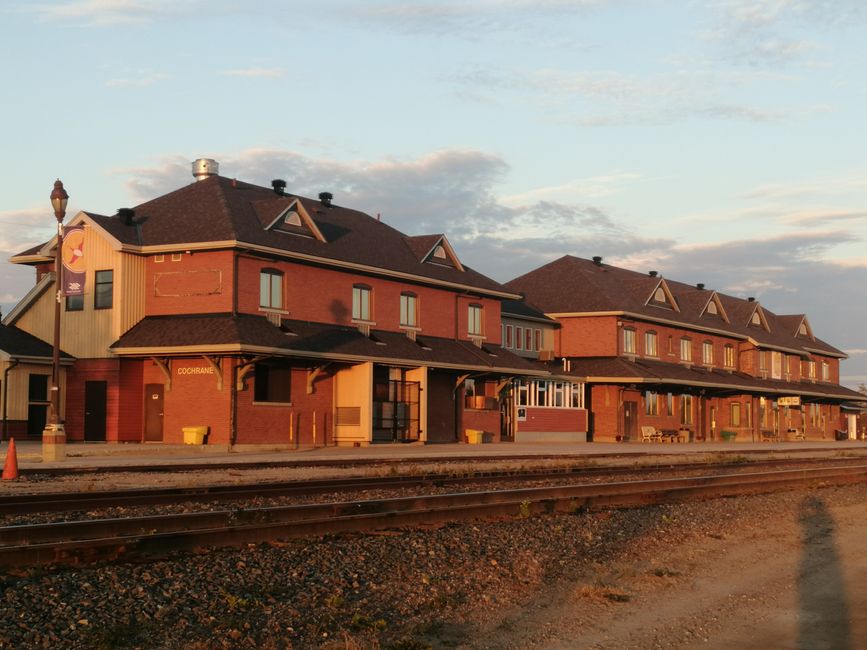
(42, 423, 66, 462)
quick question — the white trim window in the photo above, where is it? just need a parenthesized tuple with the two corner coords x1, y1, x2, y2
(724, 344, 735, 368)
(680, 337, 692, 362)
(515, 380, 584, 409)
(645, 331, 658, 357)
(468, 303, 484, 336)
(259, 268, 283, 309)
(352, 284, 372, 321)
(399, 292, 418, 328)
(623, 328, 636, 355)
(702, 341, 714, 365)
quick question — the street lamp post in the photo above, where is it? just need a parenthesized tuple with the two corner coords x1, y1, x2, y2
(43, 179, 68, 462)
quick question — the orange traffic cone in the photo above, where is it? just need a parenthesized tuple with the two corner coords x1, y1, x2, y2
(2, 438, 19, 481)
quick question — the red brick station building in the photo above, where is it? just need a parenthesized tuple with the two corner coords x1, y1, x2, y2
(1, 159, 864, 447)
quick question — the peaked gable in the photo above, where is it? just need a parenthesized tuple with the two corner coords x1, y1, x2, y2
(259, 199, 326, 242)
(746, 302, 771, 332)
(700, 292, 729, 323)
(645, 278, 679, 312)
(404, 234, 464, 272)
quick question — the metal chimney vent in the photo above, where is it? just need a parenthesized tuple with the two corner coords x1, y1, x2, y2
(648, 270, 657, 277)
(192, 158, 219, 181)
(271, 179, 287, 195)
(319, 192, 333, 207)
(697, 283, 705, 290)
(592, 256, 603, 266)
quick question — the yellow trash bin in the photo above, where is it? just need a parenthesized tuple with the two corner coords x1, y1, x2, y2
(182, 426, 208, 445)
(465, 429, 483, 444)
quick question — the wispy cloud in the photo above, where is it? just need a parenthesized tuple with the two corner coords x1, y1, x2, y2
(28, 0, 201, 26)
(221, 67, 286, 79)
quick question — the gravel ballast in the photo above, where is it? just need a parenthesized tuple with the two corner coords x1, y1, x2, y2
(2, 478, 866, 649)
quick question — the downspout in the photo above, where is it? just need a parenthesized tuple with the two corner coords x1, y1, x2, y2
(2, 359, 19, 441)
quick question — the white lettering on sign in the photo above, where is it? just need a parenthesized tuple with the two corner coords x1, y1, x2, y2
(177, 367, 215, 375)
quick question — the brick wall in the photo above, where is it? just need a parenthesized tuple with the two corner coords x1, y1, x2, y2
(65, 358, 121, 442)
(518, 407, 587, 433)
(236, 256, 502, 343)
(145, 250, 234, 315)
(558, 316, 616, 356)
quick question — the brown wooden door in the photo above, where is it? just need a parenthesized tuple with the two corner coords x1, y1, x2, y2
(84, 381, 107, 442)
(623, 401, 637, 439)
(144, 384, 164, 442)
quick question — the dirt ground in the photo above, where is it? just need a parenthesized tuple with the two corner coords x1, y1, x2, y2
(467, 486, 867, 650)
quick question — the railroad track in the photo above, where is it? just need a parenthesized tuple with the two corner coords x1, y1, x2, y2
(1, 456, 863, 514)
(1, 463, 866, 570)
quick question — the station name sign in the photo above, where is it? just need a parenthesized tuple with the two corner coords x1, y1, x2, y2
(778, 396, 801, 406)
(177, 366, 215, 376)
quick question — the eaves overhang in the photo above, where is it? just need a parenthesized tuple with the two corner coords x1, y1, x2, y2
(111, 343, 551, 377)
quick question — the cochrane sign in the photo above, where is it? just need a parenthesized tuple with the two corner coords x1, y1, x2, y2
(177, 366, 215, 375)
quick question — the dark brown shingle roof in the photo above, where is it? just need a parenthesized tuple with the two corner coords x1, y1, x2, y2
(71, 177, 513, 297)
(111, 313, 546, 375)
(506, 255, 845, 358)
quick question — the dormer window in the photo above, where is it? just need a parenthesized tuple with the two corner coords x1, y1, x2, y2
(285, 210, 302, 227)
(751, 312, 761, 326)
(433, 245, 447, 259)
(707, 301, 717, 315)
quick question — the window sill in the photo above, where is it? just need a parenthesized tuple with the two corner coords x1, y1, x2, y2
(252, 401, 293, 407)
(259, 307, 289, 315)
(352, 318, 376, 326)
(399, 324, 421, 332)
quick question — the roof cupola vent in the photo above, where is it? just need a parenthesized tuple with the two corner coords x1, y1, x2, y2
(648, 270, 657, 277)
(271, 179, 286, 195)
(592, 256, 603, 266)
(319, 192, 333, 207)
(748, 296, 755, 302)
(192, 158, 219, 181)
(697, 283, 705, 290)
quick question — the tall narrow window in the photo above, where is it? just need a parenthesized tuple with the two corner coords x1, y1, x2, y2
(644, 331, 658, 357)
(702, 341, 714, 365)
(623, 328, 636, 354)
(94, 270, 113, 309)
(535, 329, 542, 352)
(525, 328, 533, 351)
(352, 285, 372, 321)
(259, 269, 283, 309)
(399, 292, 418, 327)
(724, 344, 735, 368)
(680, 395, 694, 425)
(680, 338, 692, 362)
(645, 391, 659, 415)
(821, 361, 830, 381)
(505, 325, 513, 348)
(515, 326, 524, 350)
(468, 303, 483, 336)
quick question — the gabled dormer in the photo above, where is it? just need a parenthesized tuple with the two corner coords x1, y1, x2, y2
(746, 301, 770, 333)
(794, 315, 815, 341)
(404, 234, 465, 272)
(700, 291, 730, 323)
(645, 278, 679, 312)
(265, 199, 326, 242)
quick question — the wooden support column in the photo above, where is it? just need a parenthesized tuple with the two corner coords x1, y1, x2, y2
(150, 357, 172, 392)
(202, 356, 223, 391)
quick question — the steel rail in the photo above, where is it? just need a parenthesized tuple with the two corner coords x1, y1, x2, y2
(2, 456, 864, 515)
(1, 464, 866, 570)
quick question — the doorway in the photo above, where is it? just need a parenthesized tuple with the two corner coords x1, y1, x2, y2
(623, 401, 637, 440)
(143, 384, 164, 442)
(84, 381, 107, 441)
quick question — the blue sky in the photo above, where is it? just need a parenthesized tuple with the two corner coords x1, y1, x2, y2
(2, 0, 867, 385)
